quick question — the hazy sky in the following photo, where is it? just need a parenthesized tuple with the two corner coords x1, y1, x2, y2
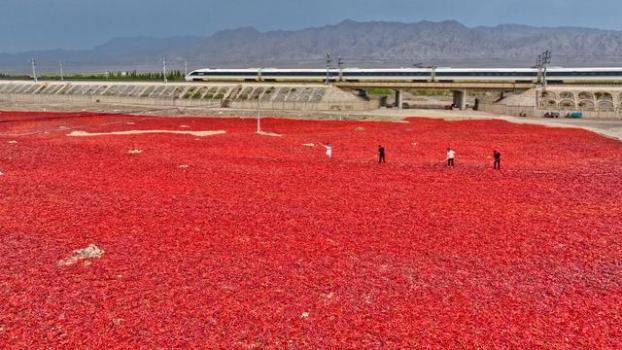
(2, 0, 621, 52)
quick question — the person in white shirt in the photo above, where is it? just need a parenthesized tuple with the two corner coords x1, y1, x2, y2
(447, 148, 456, 167)
(321, 143, 332, 159)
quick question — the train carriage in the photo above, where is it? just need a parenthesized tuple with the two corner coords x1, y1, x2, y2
(186, 67, 622, 84)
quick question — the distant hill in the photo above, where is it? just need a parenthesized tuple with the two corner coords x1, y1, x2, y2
(2, 20, 622, 73)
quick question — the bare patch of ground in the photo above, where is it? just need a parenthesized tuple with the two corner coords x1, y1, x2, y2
(256, 131, 282, 137)
(68, 130, 226, 137)
(2, 97, 620, 141)
(58, 244, 104, 267)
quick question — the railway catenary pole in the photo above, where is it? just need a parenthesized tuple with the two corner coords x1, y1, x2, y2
(325, 53, 332, 85)
(162, 58, 168, 85)
(31, 58, 38, 83)
(338, 56, 344, 82)
(413, 62, 437, 82)
(256, 98, 261, 133)
(536, 54, 542, 83)
(536, 50, 552, 89)
(543, 50, 551, 90)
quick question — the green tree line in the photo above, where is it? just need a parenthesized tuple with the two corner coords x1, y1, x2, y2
(0, 70, 187, 82)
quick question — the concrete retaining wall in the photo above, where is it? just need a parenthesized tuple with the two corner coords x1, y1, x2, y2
(482, 86, 622, 119)
(479, 103, 622, 119)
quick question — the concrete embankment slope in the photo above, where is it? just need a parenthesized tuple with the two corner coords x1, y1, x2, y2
(0, 80, 377, 112)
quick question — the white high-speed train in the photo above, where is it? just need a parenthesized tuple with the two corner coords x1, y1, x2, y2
(186, 67, 622, 83)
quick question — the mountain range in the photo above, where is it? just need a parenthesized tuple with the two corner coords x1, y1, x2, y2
(1, 20, 622, 73)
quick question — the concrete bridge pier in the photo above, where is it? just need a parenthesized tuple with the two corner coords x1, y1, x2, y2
(395, 89, 404, 109)
(452, 90, 467, 110)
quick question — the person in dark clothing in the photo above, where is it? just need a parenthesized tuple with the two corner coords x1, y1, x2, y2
(493, 150, 501, 170)
(378, 145, 386, 164)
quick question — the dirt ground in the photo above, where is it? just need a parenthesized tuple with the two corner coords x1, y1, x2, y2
(1, 100, 621, 141)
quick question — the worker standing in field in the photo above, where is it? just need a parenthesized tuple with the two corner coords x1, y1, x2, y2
(447, 147, 456, 167)
(378, 145, 386, 164)
(321, 143, 332, 159)
(493, 150, 502, 170)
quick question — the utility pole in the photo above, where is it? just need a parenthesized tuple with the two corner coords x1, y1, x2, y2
(162, 58, 168, 84)
(256, 104, 261, 133)
(431, 65, 438, 82)
(543, 50, 551, 89)
(325, 53, 332, 85)
(256, 94, 262, 134)
(536, 55, 540, 84)
(536, 50, 552, 89)
(184, 60, 188, 76)
(59, 61, 64, 81)
(31, 58, 38, 83)
(337, 56, 344, 82)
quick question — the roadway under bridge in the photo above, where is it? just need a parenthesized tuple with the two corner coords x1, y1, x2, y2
(334, 81, 537, 90)
(336, 81, 537, 110)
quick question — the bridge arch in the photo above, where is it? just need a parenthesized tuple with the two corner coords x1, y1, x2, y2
(595, 92, 613, 101)
(578, 100, 595, 111)
(559, 91, 575, 100)
(598, 100, 615, 111)
(578, 91, 594, 100)
(540, 99, 558, 108)
(559, 100, 575, 109)
(541, 91, 557, 100)
(539, 91, 558, 108)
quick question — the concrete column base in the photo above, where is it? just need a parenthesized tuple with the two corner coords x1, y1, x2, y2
(395, 89, 404, 109)
(452, 90, 467, 110)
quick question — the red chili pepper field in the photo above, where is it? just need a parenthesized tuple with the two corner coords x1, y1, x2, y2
(1, 111, 621, 348)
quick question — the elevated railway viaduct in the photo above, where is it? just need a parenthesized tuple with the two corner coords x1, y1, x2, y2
(2, 74, 622, 118)
(185, 67, 622, 113)
(334, 81, 538, 110)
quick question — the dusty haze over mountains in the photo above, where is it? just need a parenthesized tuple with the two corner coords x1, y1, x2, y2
(1, 20, 622, 73)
